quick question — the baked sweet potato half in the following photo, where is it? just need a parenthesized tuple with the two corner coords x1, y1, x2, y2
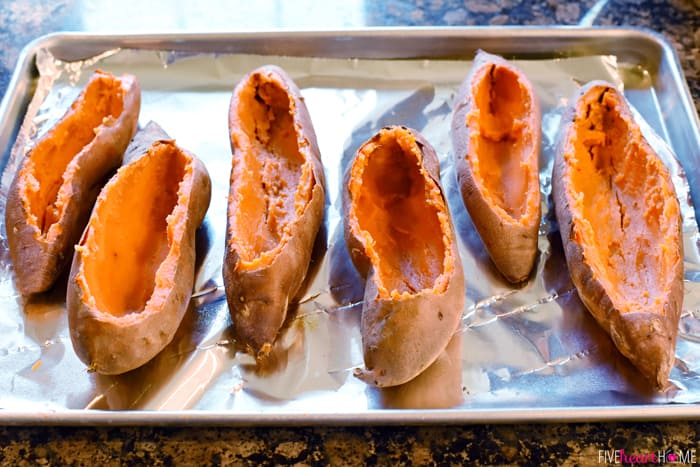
(224, 65, 325, 359)
(344, 126, 465, 387)
(451, 50, 541, 283)
(67, 135, 211, 375)
(5, 70, 140, 294)
(552, 81, 683, 389)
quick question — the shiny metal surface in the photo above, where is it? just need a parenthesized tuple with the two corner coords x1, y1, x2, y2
(0, 28, 698, 425)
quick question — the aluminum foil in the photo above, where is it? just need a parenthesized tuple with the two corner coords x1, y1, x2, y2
(0, 47, 698, 415)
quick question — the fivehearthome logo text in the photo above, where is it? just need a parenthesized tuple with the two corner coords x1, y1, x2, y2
(598, 448, 696, 464)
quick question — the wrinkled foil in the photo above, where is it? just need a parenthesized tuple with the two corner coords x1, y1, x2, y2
(0, 47, 698, 415)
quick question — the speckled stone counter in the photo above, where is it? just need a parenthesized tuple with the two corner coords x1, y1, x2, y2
(1, 422, 699, 465)
(0, 0, 698, 465)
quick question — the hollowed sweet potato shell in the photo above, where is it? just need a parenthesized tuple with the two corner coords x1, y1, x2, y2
(6, 70, 140, 294)
(224, 65, 326, 359)
(344, 125, 465, 387)
(67, 137, 211, 375)
(451, 50, 541, 283)
(552, 81, 683, 389)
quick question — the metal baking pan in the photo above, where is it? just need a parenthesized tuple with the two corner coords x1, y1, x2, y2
(0, 27, 699, 426)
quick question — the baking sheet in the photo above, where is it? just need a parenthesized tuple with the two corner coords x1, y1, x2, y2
(0, 31, 699, 421)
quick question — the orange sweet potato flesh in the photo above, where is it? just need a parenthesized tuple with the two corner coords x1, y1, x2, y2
(552, 81, 683, 389)
(451, 50, 541, 283)
(224, 65, 325, 359)
(347, 129, 447, 296)
(82, 145, 185, 316)
(344, 126, 465, 387)
(67, 132, 211, 375)
(6, 70, 140, 294)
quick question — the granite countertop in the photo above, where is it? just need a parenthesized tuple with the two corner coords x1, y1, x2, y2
(0, 0, 699, 465)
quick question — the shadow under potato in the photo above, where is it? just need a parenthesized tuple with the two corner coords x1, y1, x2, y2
(327, 223, 364, 306)
(368, 332, 464, 410)
(90, 297, 208, 410)
(338, 84, 436, 179)
(193, 217, 214, 279)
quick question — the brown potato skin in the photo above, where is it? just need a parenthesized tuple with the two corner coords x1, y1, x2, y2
(67, 135, 212, 375)
(552, 81, 683, 389)
(344, 127, 465, 387)
(451, 50, 541, 283)
(5, 71, 140, 295)
(122, 120, 170, 165)
(224, 65, 325, 358)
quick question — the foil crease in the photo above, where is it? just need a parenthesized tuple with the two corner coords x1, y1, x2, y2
(0, 48, 698, 414)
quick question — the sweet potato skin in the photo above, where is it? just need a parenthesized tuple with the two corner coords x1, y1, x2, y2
(344, 126, 465, 387)
(356, 265, 465, 387)
(552, 81, 683, 389)
(67, 134, 211, 375)
(224, 65, 325, 358)
(451, 50, 541, 283)
(5, 71, 140, 295)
